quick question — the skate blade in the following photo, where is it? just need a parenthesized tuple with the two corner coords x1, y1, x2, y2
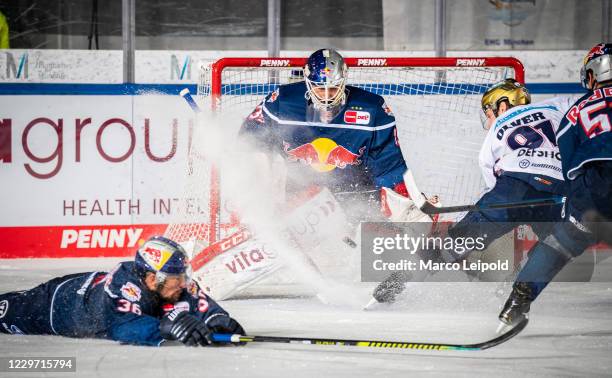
(362, 297, 380, 311)
(496, 321, 511, 334)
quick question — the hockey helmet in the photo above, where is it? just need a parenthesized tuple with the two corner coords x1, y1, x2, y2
(135, 236, 189, 285)
(580, 43, 612, 90)
(304, 49, 348, 111)
(480, 78, 531, 129)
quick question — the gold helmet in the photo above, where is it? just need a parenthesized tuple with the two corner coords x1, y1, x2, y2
(480, 78, 531, 129)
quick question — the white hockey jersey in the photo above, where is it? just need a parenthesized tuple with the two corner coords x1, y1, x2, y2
(479, 96, 578, 194)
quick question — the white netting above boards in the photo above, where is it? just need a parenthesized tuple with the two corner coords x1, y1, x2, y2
(166, 56, 525, 249)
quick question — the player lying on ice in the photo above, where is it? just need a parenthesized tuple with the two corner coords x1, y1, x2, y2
(190, 48, 439, 300)
(496, 43, 612, 330)
(369, 77, 578, 315)
(0, 236, 244, 346)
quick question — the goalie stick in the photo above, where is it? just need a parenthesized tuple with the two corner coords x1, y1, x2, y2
(403, 170, 564, 215)
(211, 317, 528, 351)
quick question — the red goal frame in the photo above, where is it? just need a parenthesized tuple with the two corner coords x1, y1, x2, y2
(201, 56, 525, 243)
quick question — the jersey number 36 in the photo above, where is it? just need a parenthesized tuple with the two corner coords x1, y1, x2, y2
(117, 299, 142, 315)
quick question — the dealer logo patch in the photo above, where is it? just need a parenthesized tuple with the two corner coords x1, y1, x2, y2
(344, 110, 370, 125)
(0, 300, 8, 319)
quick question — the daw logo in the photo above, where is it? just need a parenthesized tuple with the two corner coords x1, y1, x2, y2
(5, 52, 28, 79)
(170, 54, 191, 80)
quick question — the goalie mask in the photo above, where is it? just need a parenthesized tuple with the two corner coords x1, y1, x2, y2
(480, 78, 531, 130)
(580, 43, 612, 90)
(304, 49, 348, 122)
(135, 236, 190, 287)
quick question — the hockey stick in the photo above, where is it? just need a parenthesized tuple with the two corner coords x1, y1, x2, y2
(403, 169, 564, 215)
(211, 317, 528, 351)
(420, 196, 565, 215)
(180, 88, 201, 113)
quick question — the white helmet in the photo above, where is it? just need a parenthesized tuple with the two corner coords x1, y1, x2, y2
(580, 43, 612, 90)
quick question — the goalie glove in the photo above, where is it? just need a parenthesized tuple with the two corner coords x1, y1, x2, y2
(160, 309, 212, 346)
(380, 184, 440, 223)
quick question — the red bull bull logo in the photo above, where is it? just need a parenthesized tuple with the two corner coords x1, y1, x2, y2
(120, 282, 142, 301)
(585, 43, 606, 64)
(283, 137, 365, 172)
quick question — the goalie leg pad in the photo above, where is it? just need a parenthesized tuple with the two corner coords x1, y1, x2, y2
(190, 229, 284, 300)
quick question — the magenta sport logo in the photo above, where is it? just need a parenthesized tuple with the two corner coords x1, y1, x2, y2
(5, 52, 28, 79)
(170, 54, 191, 80)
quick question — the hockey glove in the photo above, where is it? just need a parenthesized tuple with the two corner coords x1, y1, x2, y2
(207, 314, 245, 335)
(206, 314, 246, 345)
(160, 310, 212, 346)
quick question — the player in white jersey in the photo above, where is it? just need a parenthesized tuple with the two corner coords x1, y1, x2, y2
(478, 80, 577, 196)
(371, 79, 575, 304)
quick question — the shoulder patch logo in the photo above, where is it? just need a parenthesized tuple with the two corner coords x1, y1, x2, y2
(120, 282, 142, 302)
(0, 300, 8, 319)
(344, 110, 370, 125)
(188, 281, 199, 298)
(247, 104, 265, 124)
(382, 102, 394, 116)
(267, 89, 279, 103)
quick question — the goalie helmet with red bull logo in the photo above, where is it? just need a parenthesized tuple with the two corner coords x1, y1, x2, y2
(581, 43, 612, 90)
(304, 49, 348, 114)
(134, 236, 189, 285)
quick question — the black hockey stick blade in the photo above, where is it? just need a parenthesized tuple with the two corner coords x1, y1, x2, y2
(420, 197, 564, 215)
(211, 317, 528, 351)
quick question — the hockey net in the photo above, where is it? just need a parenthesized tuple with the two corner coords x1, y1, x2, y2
(165, 56, 525, 252)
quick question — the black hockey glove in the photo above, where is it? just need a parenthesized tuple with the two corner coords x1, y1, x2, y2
(160, 310, 212, 346)
(206, 314, 246, 336)
(204, 314, 246, 345)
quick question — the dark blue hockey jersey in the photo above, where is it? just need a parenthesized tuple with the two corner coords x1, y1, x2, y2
(240, 82, 408, 194)
(557, 85, 612, 180)
(49, 262, 229, 346)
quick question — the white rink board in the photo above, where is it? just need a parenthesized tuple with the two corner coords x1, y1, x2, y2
(0, 49, 586, 84)
(0, 92, 485, 228)
(0, 95, 193, 227)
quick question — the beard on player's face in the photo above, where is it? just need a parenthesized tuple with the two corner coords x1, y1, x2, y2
(145, 272, 187, 302)
(157, 275, 186, 302)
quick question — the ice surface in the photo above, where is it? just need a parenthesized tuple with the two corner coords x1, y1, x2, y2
(1, 258, 611, 377)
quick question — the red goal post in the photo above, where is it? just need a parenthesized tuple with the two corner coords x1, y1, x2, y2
(209, 56, 525, 105)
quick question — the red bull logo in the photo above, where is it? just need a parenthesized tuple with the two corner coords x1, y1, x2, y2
(143, 246, 162, 264)
(585, 43, 606, 64)
(283, 137, 365, 172)
(120, 282, 142, 302)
